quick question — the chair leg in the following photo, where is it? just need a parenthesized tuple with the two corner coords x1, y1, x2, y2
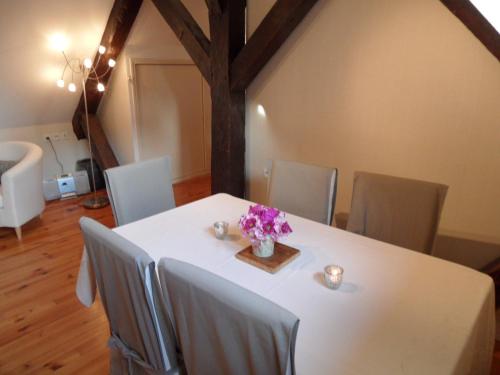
(15, 227, 22, 240)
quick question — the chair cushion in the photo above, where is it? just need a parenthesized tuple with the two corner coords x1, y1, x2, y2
(0, 160, 16, 180)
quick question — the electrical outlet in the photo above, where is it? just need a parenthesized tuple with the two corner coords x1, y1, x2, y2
(263, 159, 273, 178)
(44, 133, 61, 142)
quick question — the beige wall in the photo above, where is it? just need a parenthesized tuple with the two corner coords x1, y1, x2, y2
(134, 63, 211, 180)
(98, 57, 134, 164)
(98, 0, 210, 166)
(246, 0, 500, 249)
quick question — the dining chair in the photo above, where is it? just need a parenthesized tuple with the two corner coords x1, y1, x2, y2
(79, 217, 181, 375)
(268, 159, 338, 225)
(158, 258, 300, 375)
(346, 171, 448, 254)
(104, 156, 176, 226)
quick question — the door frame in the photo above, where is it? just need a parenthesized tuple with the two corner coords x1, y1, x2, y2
(127, 58, 210, 182)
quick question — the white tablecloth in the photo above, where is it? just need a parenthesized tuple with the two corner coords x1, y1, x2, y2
(77, 193, 495, 374)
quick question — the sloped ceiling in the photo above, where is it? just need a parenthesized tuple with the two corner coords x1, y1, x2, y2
(0, 0, 114, 129)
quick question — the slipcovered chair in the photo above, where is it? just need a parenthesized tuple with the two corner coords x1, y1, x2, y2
(104, 156, 176, 226)
(0, 141, 45, 239)
(79, 217, 181, 375)
(158, 258, 300, 375)
(346, 172, 448, 254)
(268, 159, 338, 225)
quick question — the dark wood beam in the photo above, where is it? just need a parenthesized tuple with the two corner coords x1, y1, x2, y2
(205, 0, 222, 15)
(76, 114, 119, 170)
(72, 0, 143, 138)
(230, 0, 319, 91)
(440, 0, 500, 61)
(72, 0, 143, 171)
(151, 0, 212, 82)
(209, 0, 246, 196)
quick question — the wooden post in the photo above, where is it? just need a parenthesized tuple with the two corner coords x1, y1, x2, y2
(209, 0, 246, 196)
(147, 0, 321, 197)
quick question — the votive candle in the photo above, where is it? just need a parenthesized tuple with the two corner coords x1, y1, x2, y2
(324, 265, 344, 289)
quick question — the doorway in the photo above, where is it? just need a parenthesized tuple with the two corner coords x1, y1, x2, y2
(133, 61, 211, 182)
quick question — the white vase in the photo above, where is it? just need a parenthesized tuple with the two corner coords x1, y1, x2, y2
(252, 236, 275, 258)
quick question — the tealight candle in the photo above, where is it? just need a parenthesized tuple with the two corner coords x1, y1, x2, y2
(324, 265, 344, 289)
(213, 221, 229, 240)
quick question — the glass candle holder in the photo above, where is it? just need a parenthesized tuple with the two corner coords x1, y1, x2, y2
(213, 221, 229, 240)
(324, 265, 344, 289)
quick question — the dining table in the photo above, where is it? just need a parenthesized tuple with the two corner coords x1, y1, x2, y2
(76, 193, 495, 374)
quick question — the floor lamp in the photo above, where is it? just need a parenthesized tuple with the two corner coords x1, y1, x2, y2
(57, 45, 116, 209)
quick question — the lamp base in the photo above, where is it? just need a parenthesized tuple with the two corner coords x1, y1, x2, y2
(82, 196, 110, 209)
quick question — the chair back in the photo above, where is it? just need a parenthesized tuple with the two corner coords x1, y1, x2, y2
(0, 141, 30, 161)
(347, 172, 448, 254)
(0, 142, 44, 229)
(268, 160, 338, 225)
(104, 156, 176, 226)
(158, 258, 300, 375)
(79, 217, 178, 374)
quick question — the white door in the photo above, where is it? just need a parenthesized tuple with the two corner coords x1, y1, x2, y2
(135, 63, 211, 181)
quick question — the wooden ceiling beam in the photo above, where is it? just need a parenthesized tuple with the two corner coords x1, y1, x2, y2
(72, 0, 143, 170)
(440, 0, 499, 61)
(151, 0, 212, 83)
(80, 114, 119, 170)
(72, 0, 143, 137)
(205, 0, 223, 15)
(230, 0, 319, 91)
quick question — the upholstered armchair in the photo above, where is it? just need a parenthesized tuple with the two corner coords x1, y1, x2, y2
(0, 141, 45, 239)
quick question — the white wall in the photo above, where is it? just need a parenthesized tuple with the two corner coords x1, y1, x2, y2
(0, 122, 90, 180)
(0, 1, 110, 181)
(98, 0, 211, 166)
(0, 0, 113, 130)
(246, 0, 500, 248)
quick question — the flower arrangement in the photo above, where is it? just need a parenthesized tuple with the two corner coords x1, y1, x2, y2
(239, 204, 293, 245)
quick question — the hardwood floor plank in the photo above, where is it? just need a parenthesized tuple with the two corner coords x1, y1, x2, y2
(0, 175, 210, 374)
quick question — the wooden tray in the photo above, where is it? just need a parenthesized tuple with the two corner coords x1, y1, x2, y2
(235, 243, 300, 274)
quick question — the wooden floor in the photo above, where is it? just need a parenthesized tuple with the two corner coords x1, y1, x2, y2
(0, 175, 211, 374)
(0, 173, 498, 374)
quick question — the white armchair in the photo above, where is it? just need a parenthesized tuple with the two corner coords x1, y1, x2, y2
(0, 141, 45, 239)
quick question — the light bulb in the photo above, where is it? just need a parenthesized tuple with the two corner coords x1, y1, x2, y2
(83, 58, 92, 69)
(257, 104, 266, 117)
(68, 82, 76, 92)
(56, 79, 65, 88)
(97, 83, 105, 92)
(49, 33, 68, 52)
(108, 58, 116, 68)
(98, 45, 106, 54)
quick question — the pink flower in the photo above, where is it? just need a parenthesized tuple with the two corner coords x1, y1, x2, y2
(239, 204, 292, 244)
(248, 204, 266, 217)
(281, 222, 292, 235)
(261, 207, 280, 223)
